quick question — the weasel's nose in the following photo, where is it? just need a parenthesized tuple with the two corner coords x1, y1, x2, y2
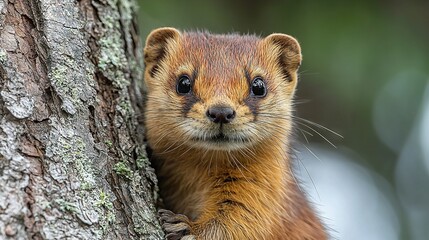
(206, 106, 236, 124)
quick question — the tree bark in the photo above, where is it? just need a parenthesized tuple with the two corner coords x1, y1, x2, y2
(0, 0, 163, 239)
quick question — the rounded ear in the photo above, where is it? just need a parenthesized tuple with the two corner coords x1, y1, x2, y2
(144, 27, 181, 77)
(264, 33, 302, 81)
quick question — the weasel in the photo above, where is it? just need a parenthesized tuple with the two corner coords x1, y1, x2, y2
(143, 27, 327, 240)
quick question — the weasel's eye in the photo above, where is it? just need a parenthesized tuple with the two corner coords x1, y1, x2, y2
(177, 75, 192, 94)
(251, 77, 267, 97)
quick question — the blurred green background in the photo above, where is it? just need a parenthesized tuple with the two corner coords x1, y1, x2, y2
(137, 1, 429, 239)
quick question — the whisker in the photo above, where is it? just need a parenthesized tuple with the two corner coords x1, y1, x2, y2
(293, 116, 343, 138)
(295, 121, 337, 148)
(298, 129, 311, 144)
(303, 145, 322, 163)
(296, 154, 320, 201)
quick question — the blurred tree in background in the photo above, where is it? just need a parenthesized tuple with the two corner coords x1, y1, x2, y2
(137, 1, 429, 239)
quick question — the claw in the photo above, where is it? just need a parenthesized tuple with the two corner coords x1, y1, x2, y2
(158, 209, 195, 239)
(160, 213, 190, 224)
(163, 222, 191, 233)
(165, 232, 182, 240)
(158, 209, 174, 215)
(182, 235, 196, 240)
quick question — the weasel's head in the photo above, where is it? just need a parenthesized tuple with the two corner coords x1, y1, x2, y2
(144, 28, 301, 152)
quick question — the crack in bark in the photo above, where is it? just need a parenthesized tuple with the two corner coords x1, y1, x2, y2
(0, 0, 50, 239)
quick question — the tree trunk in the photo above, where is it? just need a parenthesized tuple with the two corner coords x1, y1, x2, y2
(0, 0, 163, 239)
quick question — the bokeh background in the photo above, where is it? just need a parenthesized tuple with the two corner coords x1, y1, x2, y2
(137, 1, 429, 239)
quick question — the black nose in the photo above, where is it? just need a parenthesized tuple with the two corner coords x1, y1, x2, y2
(206, 106, 236, 124)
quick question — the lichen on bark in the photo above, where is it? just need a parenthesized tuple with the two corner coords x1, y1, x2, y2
(0, 0, 162, 239)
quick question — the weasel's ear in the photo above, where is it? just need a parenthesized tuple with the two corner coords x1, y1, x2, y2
(144, 27, 181, 77)
(263, 33, 302, 82)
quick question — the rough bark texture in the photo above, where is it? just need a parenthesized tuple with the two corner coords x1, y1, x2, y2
(0, 0, 163, 239)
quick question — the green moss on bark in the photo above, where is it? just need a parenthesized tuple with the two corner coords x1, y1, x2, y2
(113, 161, 133, 180)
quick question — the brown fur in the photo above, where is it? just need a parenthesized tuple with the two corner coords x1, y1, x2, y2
(144, 27, 327, 240)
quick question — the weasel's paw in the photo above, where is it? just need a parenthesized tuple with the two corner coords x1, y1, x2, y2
(159, 209, 196, 240)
